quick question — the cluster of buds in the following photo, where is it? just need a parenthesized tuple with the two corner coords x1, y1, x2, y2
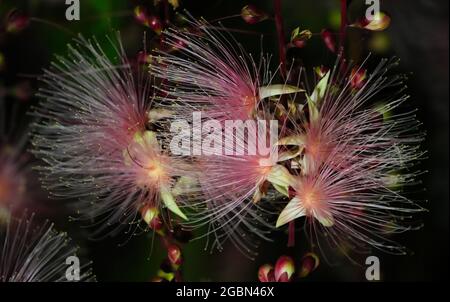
(141, 205, 191, 282)
(258, 256, 295, 282)
(152, 244, 183, 282)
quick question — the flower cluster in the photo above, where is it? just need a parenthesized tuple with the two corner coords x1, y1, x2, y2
(31, 16, 424, 261)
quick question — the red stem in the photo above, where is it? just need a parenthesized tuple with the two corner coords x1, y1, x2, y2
(288, 221, 295, 247)
(339, 0, 347, 51)
(273, 0, 287, 78)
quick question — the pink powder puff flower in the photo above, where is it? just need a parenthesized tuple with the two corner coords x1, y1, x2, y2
(32, 35, 189, 237)
(181, 118, 297, 257)
(151, 15, 301, 122)
(149, 16, 302, 256)
(276, 58, 426, 255)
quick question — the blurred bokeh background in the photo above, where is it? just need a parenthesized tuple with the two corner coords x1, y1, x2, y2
(0, 0, 447, 281)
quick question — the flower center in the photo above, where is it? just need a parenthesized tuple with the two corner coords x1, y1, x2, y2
(145, 159, 167, 182)
(297, 181, 325, 213)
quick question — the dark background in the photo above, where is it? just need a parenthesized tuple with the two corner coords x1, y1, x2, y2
(0, 0, 448, 281)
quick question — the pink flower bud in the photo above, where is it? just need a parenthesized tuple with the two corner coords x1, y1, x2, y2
(241, 5, 268, 25)
(321, 29, 336, 53)
(350, 67, 367, 89)
(290, 28, 312, 48)
(147, 15, 163, 35)
(167, 244, 182, 266)
(5, 9, 30, 34)
(299, 252, 319, 278)
(134, 6, 151, 25)
(134, 6, 163, 34)
(274, 256, 295, 282)
(258, 264, 274, 282)
(140, 205, 163, 231)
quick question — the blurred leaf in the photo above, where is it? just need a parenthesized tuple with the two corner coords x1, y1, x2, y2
(369, 32, 391, 53)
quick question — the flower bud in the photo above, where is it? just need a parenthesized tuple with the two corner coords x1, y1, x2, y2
(258, 264, 275, 282)
(241, 5, 268, 25)
(290, 28, 312, 48)
(10, 81, 31, 102)
(137, 51, 153, 65)
(314, 66, 329, 78)
(321, 29, 336, 53)
(157, 259, 175, 281)
(5, 9, 29, 34)
(134, 6, 163, 34)
(147, 15, 163, 35)
(274, 255, 295, 282)
(134, 6, 149, 25)
(167, 244, 182, 267)
(352, 12, 391, 31)
(350, 67, 367, 89)
(140, 205, 163, 231)
(299, 252, 319, 278)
